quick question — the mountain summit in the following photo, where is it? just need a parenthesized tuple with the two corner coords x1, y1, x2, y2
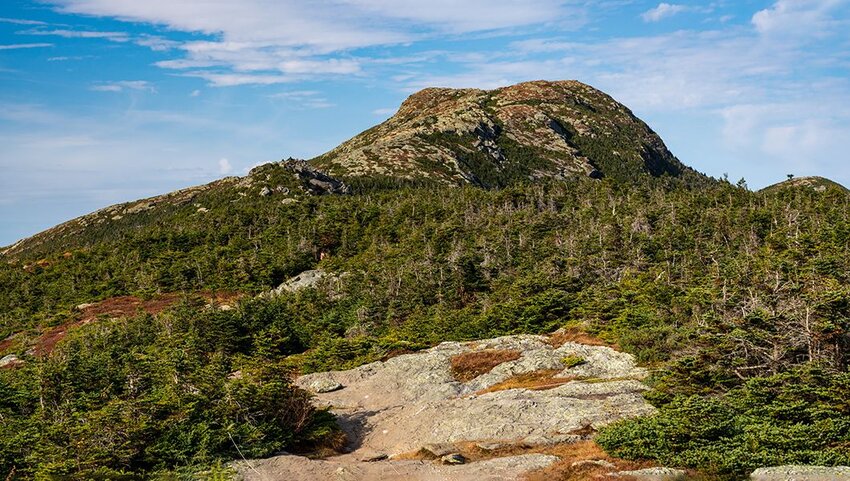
(312, 80, 701, 187)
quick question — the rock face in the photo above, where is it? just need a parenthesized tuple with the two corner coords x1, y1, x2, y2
(294, 335, 651, 455)
(312, 80, 701, 187)
(750, 466, 850, 481)
(235, 333, 655, 481)
(272, 269, 328, 295)
(265, 159, 351, 196)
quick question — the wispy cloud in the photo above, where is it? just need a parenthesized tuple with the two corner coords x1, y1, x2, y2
(641, 3, 689, 22)
(47, 55, 94, 61)
(0, 17, 48, 25)
(218, 158, 232, 174)
(134, 34, 180, 51)
(0, 43, 53, 50)
(90, 80, 156, 92)
(269, 90, 335, 109)
(23, 28, 130, 42)
(44, 0, 582, 85)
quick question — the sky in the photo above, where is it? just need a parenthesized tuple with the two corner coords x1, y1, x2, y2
(1, 0, 849, 246)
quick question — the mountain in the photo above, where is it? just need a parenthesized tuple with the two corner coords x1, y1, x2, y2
(2, 80, 707, 259)
(3, 81, 850, 480)
(759, 175, 849, 193)
(312, 80, 705, 187)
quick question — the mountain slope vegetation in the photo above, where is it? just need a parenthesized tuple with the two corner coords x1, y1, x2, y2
(1, 81, 849, 480)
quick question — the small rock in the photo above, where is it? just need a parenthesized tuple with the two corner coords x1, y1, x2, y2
(572, 459, 616, 469)
(475, 442, 509, 451)
(76, 303, 94, 311)
(281, 198, 298, 205)
(750, 466, 850, 481)
(260, 186, 272, 197)
(0, 354, 22, 369)
(440, 454, 466, 465)
(420, 443, 458, 458)
(612, 467, 687, 481)
(360, 453, 388, 463)
(521, 433, 582, 447)
(305, 376, 343, 393)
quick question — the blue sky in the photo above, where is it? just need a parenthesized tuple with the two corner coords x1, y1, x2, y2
(1, 0, 849, 246)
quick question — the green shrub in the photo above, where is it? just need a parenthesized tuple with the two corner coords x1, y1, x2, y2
(598, 367, 850, 479)
(561, 355, 587, 368)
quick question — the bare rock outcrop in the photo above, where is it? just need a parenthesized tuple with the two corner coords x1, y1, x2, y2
(272, 269, 328, 295)
(234, 333, 656, 480)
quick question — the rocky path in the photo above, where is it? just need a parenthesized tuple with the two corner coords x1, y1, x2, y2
(234, 332, 662, 481)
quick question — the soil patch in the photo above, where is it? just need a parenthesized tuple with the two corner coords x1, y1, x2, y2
(450, 349, 522, 382)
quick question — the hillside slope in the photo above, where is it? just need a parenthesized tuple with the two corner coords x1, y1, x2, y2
(1, 160, 348, 259)
(759, 176, 849, 193)
(312, 80, 705, 187)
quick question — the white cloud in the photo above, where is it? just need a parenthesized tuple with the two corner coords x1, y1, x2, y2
(44, 0, 581, 86)
(372, 107, 396, 116)
(641, 3, 689, 22)
(190, 89, 201, 97)
(218, 158, 232, 174)
(90, 80, 156, 92)
(134, 34, 180, 51)
(0, 43, 53, 50)
(752, 0, 847, 37)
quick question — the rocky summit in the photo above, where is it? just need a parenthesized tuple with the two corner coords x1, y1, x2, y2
(312, 80, 701, 187)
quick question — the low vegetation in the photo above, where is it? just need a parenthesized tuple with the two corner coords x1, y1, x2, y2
(475, 369, 575, 394)
(561, 355, 587, 368)
(1, 169, 849, 478)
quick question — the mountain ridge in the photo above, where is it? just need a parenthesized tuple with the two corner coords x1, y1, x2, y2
(2, 80, 710, 258)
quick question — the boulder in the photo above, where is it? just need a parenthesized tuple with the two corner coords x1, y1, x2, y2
(420, 443, 457, 458)
(573, 459, 616, 469)
(273, 269, 328, 294)
(750, 466, 850, 481)
(0, 354, 22, 369)
(440, 453, 466, 465)
(303, 374, 343, 393)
